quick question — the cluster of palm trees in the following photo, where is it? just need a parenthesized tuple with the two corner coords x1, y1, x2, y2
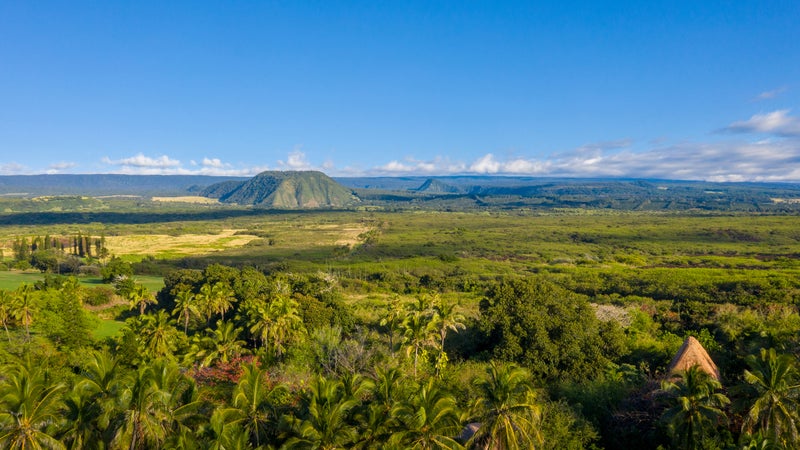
(660, 348, 800, 449)
(381, 294, 466, 377)
(0, 350, 544, 450)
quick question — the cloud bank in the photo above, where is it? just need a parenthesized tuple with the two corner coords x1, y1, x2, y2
(100, 153, 270, 176)
(2, 111, 799, 182)
(370, 139, 800, 182)
(724, 110, 800, 137)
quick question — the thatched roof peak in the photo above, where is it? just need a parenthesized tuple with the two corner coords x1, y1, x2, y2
(667, 336, 720, 381)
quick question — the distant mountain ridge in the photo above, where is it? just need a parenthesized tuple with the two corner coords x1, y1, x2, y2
(201, 171, 358, 208)
(2, 173, 800, 212)
(412, 179, 465, 194)
(0, 174, 247, 196)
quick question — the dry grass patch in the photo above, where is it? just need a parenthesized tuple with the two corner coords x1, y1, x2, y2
(104, 229, 260, 257)
(328, 224, 371, 247)
(151, 196, 220, 204)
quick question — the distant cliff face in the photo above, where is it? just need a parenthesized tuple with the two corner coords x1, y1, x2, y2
(412, 179, 464, 194)
(201, 171, 358, 208)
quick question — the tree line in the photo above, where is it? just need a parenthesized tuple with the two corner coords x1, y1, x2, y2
(7, 233, 109, 273)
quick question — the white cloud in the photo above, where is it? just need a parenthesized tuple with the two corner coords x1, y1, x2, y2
(469, 154, 501, 173)
(278, 151, 315, 170)
(100, 153, 270, 176)
(375, 156, 465, 175)
(0, 162, 27, 175)
(754, 87, 787, 101)
(365, 138, 800, 182)
(102, 153, 182, 168)
(201, 158, 228, 169)
(46, 162, 77, 174)
(725, 110, 800, 136)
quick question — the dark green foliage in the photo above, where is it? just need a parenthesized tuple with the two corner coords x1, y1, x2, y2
(100, 256, 133, 283)
(35, 287, 95, 350)
(84, 286, 115, 307)
(480, 277, 623, 381)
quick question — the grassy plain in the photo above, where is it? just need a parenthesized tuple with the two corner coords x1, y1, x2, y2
(150, 196, 220, 204)
(0, 271, 164, 292)
(1, 199, 799, 302)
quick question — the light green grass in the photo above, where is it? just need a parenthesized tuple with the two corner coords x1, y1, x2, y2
(0, 271, 163, 292)
(93, 319, 126, 340)
(0, 270, 44, 290)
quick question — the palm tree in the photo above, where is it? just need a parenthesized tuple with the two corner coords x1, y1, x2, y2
(395, 379, 464, 450)
(197, 282, 236, 323)
(61, 385, 103, 450)
(172, 289, 197, 334)
(400, 304, 439, 378)
(661, 365, 730, 450)
(109, 364, 169, 450)
(188, 320, 248, 368)
(195, 283, 215, 324)
(136, 311, 180, 360)
(12, 284, 36, 341)
(0, 360, 66, 450)
(0, 290, 15, 343)
(223, 361, 287, 448)
(211, 282, 236, 322)
(431, 298, 466, 375)
(201, 408, 251, 450)
(248, 294, 305, 360)
(351, 366, 407, 449)
(284, 376, 360, 449)
(148, 359, 202, 441)
(71, 349, 124, 446)
(742, 348, 800, 447)
(467, 362, 542, 450)
(433, 299, 466, 351)
(380, 295, 406, 355)
(127, 284, 156, 316)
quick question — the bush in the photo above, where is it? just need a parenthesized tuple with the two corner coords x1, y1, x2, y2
(101, 256, 133, 283)
(85, 286, 116, 307)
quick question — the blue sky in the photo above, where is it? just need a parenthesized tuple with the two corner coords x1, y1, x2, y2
(1, 1, 799, 181)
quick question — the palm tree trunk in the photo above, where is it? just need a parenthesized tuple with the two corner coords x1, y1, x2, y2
(129, 413, 139, 450)
(414, 346, 419, 377)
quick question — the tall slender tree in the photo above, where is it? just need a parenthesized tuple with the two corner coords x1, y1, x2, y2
(0, 290, 15, 343)
(127, 284, 156, 316)
(172, 289, 197, 334)
(431, 297, 466, 375)
(12, 284, 36, 341)
(222, 361, 287, 448)
(400, 298, 439, 378)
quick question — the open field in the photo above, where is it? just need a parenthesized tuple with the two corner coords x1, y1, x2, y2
(2, 206, 799, 307)
(151, 196, 220, 204)
(2, 201, 800, 449)
(0, 271, 164, 292)
(104, 229, 261, 259)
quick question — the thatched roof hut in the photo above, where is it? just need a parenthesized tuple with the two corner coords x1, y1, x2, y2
(667, 336, 720, 381)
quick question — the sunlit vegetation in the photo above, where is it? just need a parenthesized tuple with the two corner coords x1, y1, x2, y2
(1, 197, 800, 448)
